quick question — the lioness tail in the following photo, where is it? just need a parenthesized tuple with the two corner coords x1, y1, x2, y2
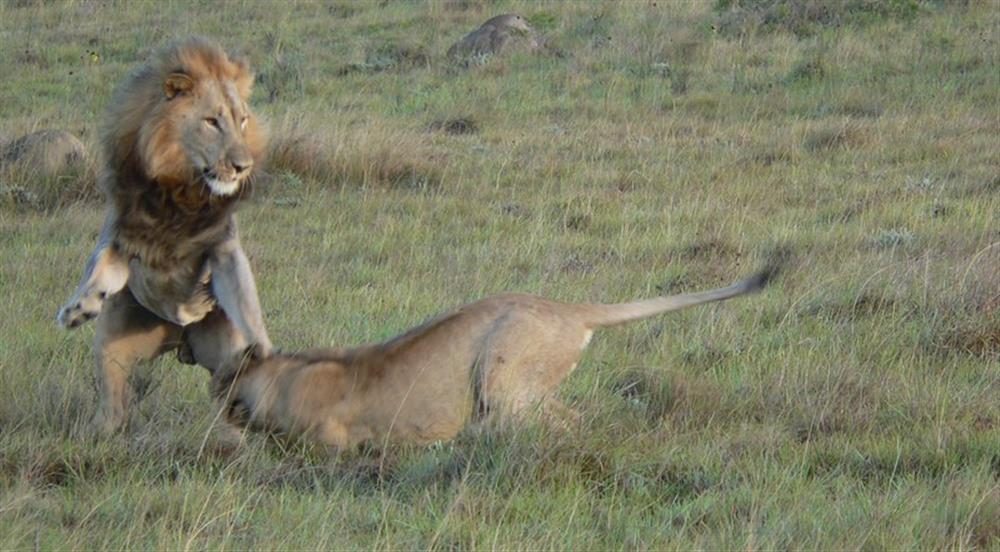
(583, 265, 777, 328)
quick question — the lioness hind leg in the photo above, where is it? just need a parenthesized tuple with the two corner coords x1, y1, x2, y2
(483, 365, 582, 430)
(539, 396, 582, 429)
(92, 289, 181, 434)
(479, 319, 588, 426)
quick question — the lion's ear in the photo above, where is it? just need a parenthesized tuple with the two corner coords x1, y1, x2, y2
(228, 54, 255, 99)
(232, 55, 251, 75)
(163, 72, 194, 99)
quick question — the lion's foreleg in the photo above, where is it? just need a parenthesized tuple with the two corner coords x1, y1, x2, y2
(57, 214, 129, 329)
(208, 236, 272, 356)
(184, 309, 248, 373)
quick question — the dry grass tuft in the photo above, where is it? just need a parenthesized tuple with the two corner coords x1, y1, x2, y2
(1, 159, 98, 211)
(19, 447, 123, 489)
(803, 123, 867, 152)
(677, 238, 739, 260)
(714, 0, 923, 38)
(609, 368, 680, 425)
(428, 116, 479, 135)
(0, 129, 98, 209)
(806, 291, 899, 321)
(266, 120, 444, 190)
(834, 92, 884, 118)
(337, 43, 431, 76)
(264, 125, 336, 182)
(927, 290, 1000, 359)
(746, 145, 799, 167)
(921, 255, 1000, 359)
(934, 320, 1000, 358)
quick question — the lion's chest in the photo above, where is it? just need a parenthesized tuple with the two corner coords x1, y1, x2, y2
(116, 198, 234, 326)
(115, 178, 235, 326)
(128, 259, 216, 326)
(118, 208, 230, 267)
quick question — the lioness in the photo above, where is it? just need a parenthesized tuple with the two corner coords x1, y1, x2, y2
(57, 37, 272, 433)
(212, 268, 775, 449)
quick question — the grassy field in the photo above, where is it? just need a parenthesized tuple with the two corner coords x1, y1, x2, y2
(1, 0, 998, 548)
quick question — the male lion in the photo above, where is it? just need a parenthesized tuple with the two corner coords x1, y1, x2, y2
(57, 37, 272, 433)
(211, 268, 775, 449)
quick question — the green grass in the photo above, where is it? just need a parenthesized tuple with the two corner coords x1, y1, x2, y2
(1, 0, 997, 548)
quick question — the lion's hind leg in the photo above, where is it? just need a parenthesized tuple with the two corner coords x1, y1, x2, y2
(92, 289, 181, 434)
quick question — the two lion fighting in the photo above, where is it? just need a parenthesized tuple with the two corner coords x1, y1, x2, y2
(59, 37, 775, 447)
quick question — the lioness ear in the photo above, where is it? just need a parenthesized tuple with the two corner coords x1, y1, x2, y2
(163, 72, 194, 99)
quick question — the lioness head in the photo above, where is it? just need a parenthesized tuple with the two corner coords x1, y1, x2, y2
(105, 37, 266, 201)
(211, 343, 269, 426)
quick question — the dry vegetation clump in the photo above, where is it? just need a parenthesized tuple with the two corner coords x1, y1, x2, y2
(805, 290, 900, 322)
(802, 122, 868, 152)
(20, 447, 124, 489)
(1, 129, 86, 174)
(256, 52, 307, 103)
(608, 368, 687, 425)
(922, 255, 1000, 359)
(676, 238, 740, 261)
(714, 0, 923, 37)
(0, 129, 98, 209)
(428, 116, 479, 135)
(266, 120, 444, 190)
(833, 89, 884, 118)
(745, 144, 799, 167)
(936, 317, 1000, 359)
(336, 42, 431, 75)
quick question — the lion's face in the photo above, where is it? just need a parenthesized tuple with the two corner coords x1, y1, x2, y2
(135, 44, 265, 199)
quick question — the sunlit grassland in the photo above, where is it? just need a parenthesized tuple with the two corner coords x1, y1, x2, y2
(0, 0, 997, 548)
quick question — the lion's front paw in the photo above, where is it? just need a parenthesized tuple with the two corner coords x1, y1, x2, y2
(90, 407, 125, 435)
(56, 291, 106, 329)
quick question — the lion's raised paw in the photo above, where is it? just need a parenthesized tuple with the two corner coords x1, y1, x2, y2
(56, 292, 106, 329)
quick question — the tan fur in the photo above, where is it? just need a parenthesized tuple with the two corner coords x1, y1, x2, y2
(56, 37, 272, 433)
(212, 268, 775, 449)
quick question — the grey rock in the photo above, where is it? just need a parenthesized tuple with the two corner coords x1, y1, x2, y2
(448, 14, 539, 62)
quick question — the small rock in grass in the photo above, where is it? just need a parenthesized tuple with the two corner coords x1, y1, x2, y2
(1, 129, 87, 177)
(448, 14, 540, 63)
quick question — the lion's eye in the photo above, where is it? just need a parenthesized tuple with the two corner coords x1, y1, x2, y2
(205, 117, 221, 130)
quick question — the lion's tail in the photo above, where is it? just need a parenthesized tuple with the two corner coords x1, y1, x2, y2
(581, 266, 778, 329)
